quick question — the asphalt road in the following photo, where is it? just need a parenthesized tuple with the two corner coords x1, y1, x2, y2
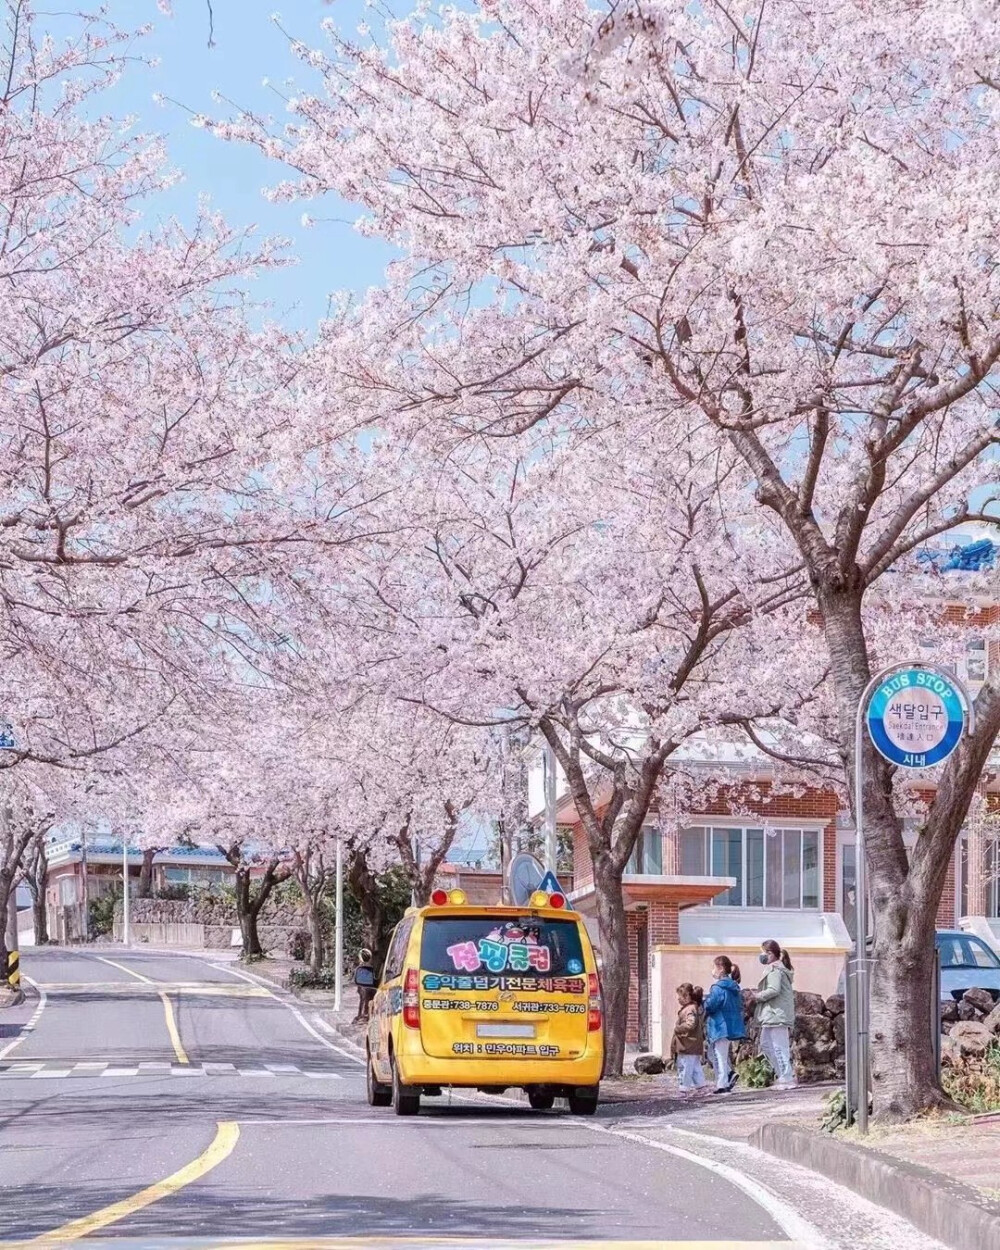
(0, 947, 944, 1250)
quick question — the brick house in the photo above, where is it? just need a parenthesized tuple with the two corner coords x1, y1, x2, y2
(528, 540, 1000, 1056)
(43, 839, 232, 942)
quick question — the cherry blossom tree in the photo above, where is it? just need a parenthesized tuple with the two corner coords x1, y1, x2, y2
(219, 0, 1000, 1107)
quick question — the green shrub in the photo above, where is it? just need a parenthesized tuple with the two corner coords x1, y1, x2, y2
(157, 883, 190, 902)
(736, 1053, 774, 1089)
(88, 889, 120, 937)
(942, 1041, 1000, 1113)
(820, 1088, 848, 1133)
(288, 967, 339, 990)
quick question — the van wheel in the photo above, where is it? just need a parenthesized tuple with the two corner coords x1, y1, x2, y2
(568, 1085, 599, 1116)
(366, 1050, 391, 1107)
(391, 1057, 420, 1116)
(528, 1090, 555, 1110)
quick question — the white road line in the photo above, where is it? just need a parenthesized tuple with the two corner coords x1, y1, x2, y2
(208, 961, 365, 1067)
(578, 1120, 831, 1250)
(0, 976, 48, 1060)
(100, 1067, 139, 1077)
(93, 955, 157, 985)
(30, 1068, 71, 1078)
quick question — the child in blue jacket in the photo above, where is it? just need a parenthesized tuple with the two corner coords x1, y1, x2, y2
(702, 955, 746, 1093)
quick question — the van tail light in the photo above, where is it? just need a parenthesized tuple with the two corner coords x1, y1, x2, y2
(403, 968, 420, 1029)
(588, 972, 602, 1032)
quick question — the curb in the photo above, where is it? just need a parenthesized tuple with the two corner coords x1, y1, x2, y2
(752, 1121, 1000, 1250)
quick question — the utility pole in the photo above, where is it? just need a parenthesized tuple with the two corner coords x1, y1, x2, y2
(333, 838, 343, 1012)
(543, 739, 558, 874)
(80, 828, 90, 942)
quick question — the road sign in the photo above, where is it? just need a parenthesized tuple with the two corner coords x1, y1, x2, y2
(865, 667, 966, 770)
(538, 870, 565, 896)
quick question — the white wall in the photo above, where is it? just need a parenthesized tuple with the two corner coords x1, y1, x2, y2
(679, 906, 852, 951)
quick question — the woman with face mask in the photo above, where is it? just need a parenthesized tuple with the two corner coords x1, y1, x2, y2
(702, 955, 745, 1093)
(752, 939, 797, 1089)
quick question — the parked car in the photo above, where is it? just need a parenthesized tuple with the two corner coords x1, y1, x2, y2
(935, 931, 1000, 1003)
(836, 930, 1000, 1003)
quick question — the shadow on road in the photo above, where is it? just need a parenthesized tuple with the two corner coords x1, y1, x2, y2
(1, 1187, 617, 1244)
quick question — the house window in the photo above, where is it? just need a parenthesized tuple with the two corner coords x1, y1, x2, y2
(963, 638, 988, 687)
(164, 866, 226, 886)
(626, 829, 663, 876)
(960, 835, 1000, 919)
(682, 826, 821, 909)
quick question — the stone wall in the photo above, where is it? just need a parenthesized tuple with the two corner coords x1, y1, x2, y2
(113, 894, 310, 957)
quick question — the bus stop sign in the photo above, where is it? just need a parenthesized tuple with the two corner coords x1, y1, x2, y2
(865, 667, 966, 769)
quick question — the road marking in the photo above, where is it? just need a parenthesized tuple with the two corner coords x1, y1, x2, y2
(26, 1120, 240, 1244)
(94, 955, 157, 984)
(210, 963, 365, 1066)
(0, 1061, 343, 1081)
(578, 1121, 830, 1250)
(34, 982, 271, 997)
(160, 991, 189, 1064)
(0, 976, 48, 1059)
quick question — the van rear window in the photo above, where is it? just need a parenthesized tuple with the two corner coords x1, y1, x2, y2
(420, 916, 585, 978)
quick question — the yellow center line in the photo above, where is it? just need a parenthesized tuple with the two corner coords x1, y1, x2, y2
(160, 990, 189, 1065)
(93, 955, 157, 985)
(23, 1120, 239, 1245)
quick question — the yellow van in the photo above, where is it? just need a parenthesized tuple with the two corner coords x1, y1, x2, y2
(365, 887, 604, 1116)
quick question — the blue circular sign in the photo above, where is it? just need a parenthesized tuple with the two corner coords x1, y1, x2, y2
(866, 668, 965, 768)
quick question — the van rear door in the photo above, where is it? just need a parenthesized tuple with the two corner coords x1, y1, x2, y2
(417, 913, 591, 1061)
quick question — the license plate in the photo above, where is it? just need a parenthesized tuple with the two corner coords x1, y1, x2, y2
(476, 1023, 536, 1039)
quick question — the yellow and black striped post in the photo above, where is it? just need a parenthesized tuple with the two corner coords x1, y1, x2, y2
(5, 896, 22, 999)
(7, 947, 20, 992)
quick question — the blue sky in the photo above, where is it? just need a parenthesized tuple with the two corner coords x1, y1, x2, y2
(81, 1, 398, 329)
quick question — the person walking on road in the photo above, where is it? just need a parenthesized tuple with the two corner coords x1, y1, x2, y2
(702, 955, 745, 1094)
(752, 939, 797, 1089)
(670, 982, 707, 1096)
(353, 948, 376, 1021)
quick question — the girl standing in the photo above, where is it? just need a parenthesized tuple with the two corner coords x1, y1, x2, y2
(752, 939, 797, 1088)
(702, 955, 745, 1093)
(669, 983, 706, 1094)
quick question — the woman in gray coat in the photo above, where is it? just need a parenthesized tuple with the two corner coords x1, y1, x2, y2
(752, 939, 797, 1088)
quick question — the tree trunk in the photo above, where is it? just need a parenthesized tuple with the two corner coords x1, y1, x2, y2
(138, 849, 158, 899)
(307, 890, 324, 975)
(868, 902, 944, 1117)
(593, 853, 629, 1077)
(348, 849, 390, 973)
(32, 894, 47, 946)
(817, 587, 1000, 1119)
(234, 868, 263, 958)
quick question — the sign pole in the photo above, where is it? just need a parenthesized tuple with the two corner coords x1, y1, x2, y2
(852, 694, 871, 1134)
(333, 837, 343, 1013)
(849, 661, 974, 1134)
(122, 840, 130, 947)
